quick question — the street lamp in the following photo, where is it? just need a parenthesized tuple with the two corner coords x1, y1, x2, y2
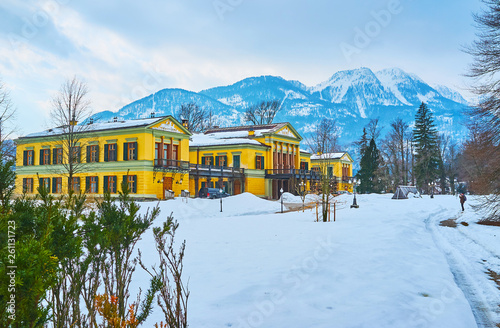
(220, 188, 223, 212)
(428, 182, 435, 198)
(299, 181, 306, 212)
(280, 187, 284, 213)
(351, 178, 359, 208)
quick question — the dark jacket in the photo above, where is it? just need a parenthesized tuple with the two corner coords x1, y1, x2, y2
(459, 194, 467, 204)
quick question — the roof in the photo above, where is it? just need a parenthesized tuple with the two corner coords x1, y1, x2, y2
(190, 133, 267, 148)
(204, 123, 288, 135)
(310, 152, 347, 160)
(20, 116, 188, 139)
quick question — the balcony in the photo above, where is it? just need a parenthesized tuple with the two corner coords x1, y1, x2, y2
(189, 164, 245, 178)
(265, 168, 321, 180)
(154, 159, 190, 172)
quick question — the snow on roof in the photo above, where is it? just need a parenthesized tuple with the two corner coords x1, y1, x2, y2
(310, 152, 346, 160)
(204, 123, 288, 135)
(22, 117, 164, 138)
(190, 133, 265, 147)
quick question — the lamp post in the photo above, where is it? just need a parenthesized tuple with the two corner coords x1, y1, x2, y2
(280, 187, 284, 213)
(428, 182, 435, 198)
(351, 178, 359, 208)
(299, 181, 305, 212)
(220, 188, 223, 212)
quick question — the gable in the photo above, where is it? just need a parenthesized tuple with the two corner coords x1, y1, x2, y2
(274, 125, 301, 140)
(149, 117, 190, 135)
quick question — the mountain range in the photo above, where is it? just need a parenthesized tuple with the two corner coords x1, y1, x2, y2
(90, 67, 469, 149)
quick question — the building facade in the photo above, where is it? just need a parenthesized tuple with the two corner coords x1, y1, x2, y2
(15, 116, 191, 199)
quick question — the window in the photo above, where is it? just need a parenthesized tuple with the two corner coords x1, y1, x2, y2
(23, 178, 33, 193)
(201, 156, 213, 166)
(23, 150, 34, 166)
(103, 176, 117, 193)
(172, 145, 178, 161)
(233, 155, 240, 168)
(53, 148, 63, 164)
(52, 177, 62, 194)
(38, 177, 50, 192)
(39, 149, 51, 165)
(87, 145, 99, 163)
(255, 156, 265, 170)
(86, 176, 99, 194)
(300, 162, 309, 170)
(312, 167, 320, 173)
(155, 143, 161, 159)
(70, 147, 81, 163)
(328, 166, 334, 178)
(70, 177, 81, 193)
(123, 142, 138, 161)
(215, 155, 228, 167)
(104, 144, 117, 162)
(122, 175, 137, 193)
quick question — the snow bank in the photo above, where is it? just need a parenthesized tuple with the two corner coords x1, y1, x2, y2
(130, 194, 482, 328)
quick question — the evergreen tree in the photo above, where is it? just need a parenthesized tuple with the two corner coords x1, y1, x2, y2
(413, 102, 440, 192)
(356, 138, 380, 193)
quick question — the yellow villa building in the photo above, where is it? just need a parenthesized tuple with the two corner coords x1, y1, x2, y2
(15, 116, 191, 199)
(310, 152, 355, 193)
(15, 116, 354, 199)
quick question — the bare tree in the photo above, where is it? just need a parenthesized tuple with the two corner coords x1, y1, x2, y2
(176, 102, 213, 133)
(140, 215, 189, 328)
(465, 0, 500, 222)
(244, 100, 282, 125)
(50, 77, 92, 192)
(307, 118, 339, 155)
(0, 79, 16, 159)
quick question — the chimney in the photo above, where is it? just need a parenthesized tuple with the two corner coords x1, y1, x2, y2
(87, 117, 94, 125)
(150, 111, 155, 118)
(248, 127, 255, 137)
(113, 116, 118, 122)
(70, 115, 78, 126)
(182, 119, 189, 128)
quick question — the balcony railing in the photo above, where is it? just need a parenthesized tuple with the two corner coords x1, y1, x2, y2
(189, 164, 245, 176)
(154, 159, 190, 170)
(265, 168, 321, 179)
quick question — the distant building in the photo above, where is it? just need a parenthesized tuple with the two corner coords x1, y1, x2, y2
(310, 152, 354, 192)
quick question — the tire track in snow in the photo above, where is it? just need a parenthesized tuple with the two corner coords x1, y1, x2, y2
(425, 207, 499, 328)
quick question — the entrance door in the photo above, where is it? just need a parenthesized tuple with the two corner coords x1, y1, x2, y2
(234, 180, 241, 195)
(163, 177, 173, 199)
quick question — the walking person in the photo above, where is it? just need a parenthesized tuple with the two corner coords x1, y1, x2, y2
(459, 193, 467, 211)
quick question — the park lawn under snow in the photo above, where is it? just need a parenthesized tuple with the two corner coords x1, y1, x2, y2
(130, 193, 500, 328)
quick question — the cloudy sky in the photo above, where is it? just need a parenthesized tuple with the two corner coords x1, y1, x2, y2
(0, 0, 483, 135)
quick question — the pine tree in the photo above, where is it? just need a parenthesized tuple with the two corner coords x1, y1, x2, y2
(356, 138, 380, 193)
(413, 102, 440, 192)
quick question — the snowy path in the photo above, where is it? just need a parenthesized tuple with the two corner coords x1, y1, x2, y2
(425, 201, 500, 328)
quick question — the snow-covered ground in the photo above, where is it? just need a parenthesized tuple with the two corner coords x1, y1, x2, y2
(131, 193, 500, 328)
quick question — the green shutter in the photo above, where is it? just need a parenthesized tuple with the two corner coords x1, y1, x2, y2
(95, 146, 100, 162)
(122, 175, 128, 192)
(47, 179, 51, 193)
(52, 178, 56, 193)
(38, 178, 43, 191)
(53, 149, 57, 164)
(224, 156, 228, 167)
(261, 156, 264, 170)
(123, 143, 128, 161)
(23, 151, 27, 166)
(87, 146, 91, 163)
(132, 176, 137, 193)
(103, 176, 109, 192)
(39, 149, 43, 165)
(201, 156, 206, 165)
(104, 144, 109, 162)
(133, 142, 138, 160)
(95, 176, 99, 193)
(215, 156, 219, 167)
(86, 177, 90, 193)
